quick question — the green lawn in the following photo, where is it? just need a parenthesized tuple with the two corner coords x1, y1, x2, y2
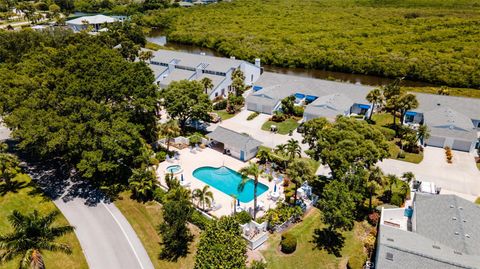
(214, 109, 237, 121)
(261, 208, 367, 269)
(114, 192, 199, 269)
(0, 175, 88, 269)
(477, 162, 480, 171)
(262, 118, 300, 135)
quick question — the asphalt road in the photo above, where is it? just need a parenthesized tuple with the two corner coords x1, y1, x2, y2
(54, 197, 154, 269)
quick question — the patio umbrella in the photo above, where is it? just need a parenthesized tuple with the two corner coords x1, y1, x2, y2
(237, 199, 240, 206)
(274, 184, 277, 193)
(181, 174, 184, 182)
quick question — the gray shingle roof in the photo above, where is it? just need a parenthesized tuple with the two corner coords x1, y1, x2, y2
(304, 93, 353, 119)
(66, 15, 117, 25)
(247, 72, 373, 108)
(413, 93, 480, 121)
(414, 194, 480, 256)
(151, 49, 246, 73)
(207, 126, 262, 150)
(376, 194, 480, 269)
(159, 69, 195, 86)
(148, 64, 168, 80)
(423, 107, 477, 140)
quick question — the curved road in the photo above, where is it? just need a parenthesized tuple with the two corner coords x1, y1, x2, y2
(54, 196, 154, 269)
(1, 122, 154, 269)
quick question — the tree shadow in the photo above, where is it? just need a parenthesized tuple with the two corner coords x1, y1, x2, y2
(158, 242, 191, 262)
(0, 180, 28, 196)
(311, 228, 345, 257)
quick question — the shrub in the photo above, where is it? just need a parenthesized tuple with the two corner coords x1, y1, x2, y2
(190, 210, 214, 230)
(377, 126, 395, 141)
(213, 99, 227, 110)
(271, 111, 286, 122)
(153, 187, 167, 203)
(293, 106, 304, 117)
(280, 232, 297, 254)
(347, 254, 367, 269)
(390, 193, 403, 207)
(249, 260, 267, 269)
(475, 197, 480, 205)
(397, 151, 405, 159)
(189, 133, 203, 146)
(247, 112, 259, 121)
(367, 212, 380, 226)
(235, 211, 252, 224)
(155, 151, 167, 162)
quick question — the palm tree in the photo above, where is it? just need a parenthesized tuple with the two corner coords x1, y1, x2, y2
(193, 185, 214, 211)
(285, 139, 301, 161)
(256, 149, 272, 165)
(286, 159, 314, 206)
(158, 120, 181, 152)
(402, 171, 415, 187)
(128, 168, 157, 202)
(366, 88, 384, 120)
(200, 77, 214, 95)
(0, 210, 74, 269)
(367, 167, 384, 210)
(398, 93, 419, 125)
(399, 182, 410, 204)
(238, 162, 263, 220)
(274, 144, 286, 155)
(416, 125, 430, 145)
(385, 174, 399, 202)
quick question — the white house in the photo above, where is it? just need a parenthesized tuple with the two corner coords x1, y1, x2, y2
(206, 126, 262, 161)
(147, 50, 261, 100)
(66, 15, 118, 32)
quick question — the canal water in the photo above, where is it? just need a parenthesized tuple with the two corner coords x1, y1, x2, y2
(147, 32, 432, 87)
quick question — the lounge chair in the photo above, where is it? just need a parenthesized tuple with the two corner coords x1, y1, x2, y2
(166, 155, 173, 163)
(210, 201, 222, 211)
(195, 144, 201, 152)
(174, 153, 180, 160)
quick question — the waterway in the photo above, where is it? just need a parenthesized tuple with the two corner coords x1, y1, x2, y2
(147, 32, 433, 88)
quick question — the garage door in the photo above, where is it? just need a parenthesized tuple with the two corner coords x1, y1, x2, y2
(452, 140, 472, 152)
(246, 102, 257, 112)
(426, 136, 446, 148)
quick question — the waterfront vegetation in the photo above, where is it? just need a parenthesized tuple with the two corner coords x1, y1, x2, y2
(0, 175, 88, 269)
(143, 0, 480, 88)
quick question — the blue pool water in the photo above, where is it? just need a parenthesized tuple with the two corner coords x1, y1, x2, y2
(192, 166, 269, 203)
(166, 165, 182, 174)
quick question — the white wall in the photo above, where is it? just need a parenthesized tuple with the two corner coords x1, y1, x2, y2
(241, 63, 261, 86)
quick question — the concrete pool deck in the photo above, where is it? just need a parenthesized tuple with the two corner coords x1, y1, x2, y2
(156, 147, 281, 218)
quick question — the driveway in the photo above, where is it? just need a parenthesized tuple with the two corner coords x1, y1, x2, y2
(0, 120, 11, 141)
(211, 109, 308, 152)
(378, 147, 480, 200)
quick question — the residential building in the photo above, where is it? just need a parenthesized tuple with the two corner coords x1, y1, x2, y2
(148, 50, 261, 100)
(206, 126, 262, 161)
(404, 94, 480, 152)
(66, 15, 118, 32)
(245, 72, 373, 119)
(376, 194, 480, 269)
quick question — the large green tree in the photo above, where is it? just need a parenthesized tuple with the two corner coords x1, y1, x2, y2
(0, 210, 74, 269)
(302, 116, 389, 179)
(194, 216, 246, 269)
(318, 181, 355, 231)
(0, 31, 159, 191)
(158, 185, 194, 261)
(161, 80, 212, 131)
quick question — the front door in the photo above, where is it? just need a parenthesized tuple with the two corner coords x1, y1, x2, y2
(240, 150, 245, 161)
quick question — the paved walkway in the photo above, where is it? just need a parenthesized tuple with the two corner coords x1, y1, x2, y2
(0, 120, 11, 141)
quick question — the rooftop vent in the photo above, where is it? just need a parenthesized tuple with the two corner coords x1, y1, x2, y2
(455, 232, 460, 235)
(465, 234, 471, 238)
(449, 205, 454, 208)
(459, 207, 463, 210)
(432, 245, 441, 250)
(437, 103, 441, 106)
(386, 252, 394, 261)
(452, 217, 457, 220)
(387, 238, 394, 242)
(454, 251, 463, 255)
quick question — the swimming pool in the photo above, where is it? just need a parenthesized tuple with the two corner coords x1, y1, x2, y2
(166, 165, 183, 174)
(192, 166, 269, 203)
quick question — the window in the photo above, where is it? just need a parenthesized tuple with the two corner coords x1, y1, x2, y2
(251, 74, 253, 82)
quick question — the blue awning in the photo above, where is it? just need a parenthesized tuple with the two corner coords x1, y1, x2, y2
(358, 104, 370, 109)
(405, 111, 417, 116)
(253, 86, 263, 92)
(294, 93, 306, 99)
(305, 95, 318, 102)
